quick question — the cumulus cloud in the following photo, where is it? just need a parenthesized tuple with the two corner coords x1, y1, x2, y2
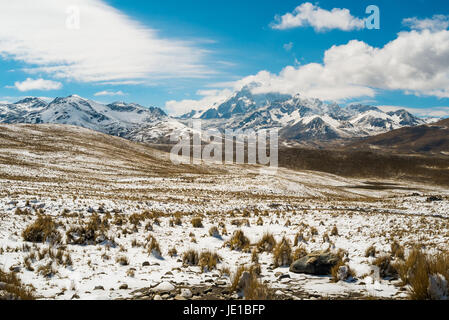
(0, 0, 211, 84)
(271, 2, 365, 31)
(13, 78, 62, 92)
(166, 28, 449, 114)
(403, 15, 449, 32)
(94, 90, 126, 97)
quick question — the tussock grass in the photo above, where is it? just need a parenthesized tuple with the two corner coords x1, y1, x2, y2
(273, 237, 293, 268)
(22, 215, 61, 244)
(168, 247, 178, 257)
(208, 226, 221, 238)
(230, 265, 272, 300)
(116, 255, 129, 266)
(0, 270, 35, 300)
(182, 249, 199, 266)
(225, 230, 250, 252)
(292, 246, 308, 261)
(66, 214, 110, 245)
(391, 240, 405, 260)
(199, 251, 222, 272)
(146, 235, 162, 258)
(396, 248, 449, 300)
(257, 233, 276, 253)
(365, 245, 376, 258)
(373, 255, 398, 279)
(191, 217, 203, 228)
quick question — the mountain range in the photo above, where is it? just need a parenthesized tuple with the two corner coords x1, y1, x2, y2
(0, 87, 435, 147)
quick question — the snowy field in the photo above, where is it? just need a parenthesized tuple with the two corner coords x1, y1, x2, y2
(1, 124, 448, 300)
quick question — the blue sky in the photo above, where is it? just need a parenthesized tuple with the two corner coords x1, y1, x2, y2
(1, 0, 449, 117)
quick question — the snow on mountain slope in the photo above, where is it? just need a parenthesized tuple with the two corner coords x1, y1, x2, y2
(0, 95, 174, 141)
(0, 89, 431, 146)
(0, 98, 48, 123)
(180, 85, 429, 142)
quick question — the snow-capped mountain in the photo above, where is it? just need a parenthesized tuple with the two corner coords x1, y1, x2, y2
(0, 95, 184, 142)
(0, 89, 433, 146)
(180, 85, 429, 143)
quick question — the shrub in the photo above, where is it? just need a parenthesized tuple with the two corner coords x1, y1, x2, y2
(273, 237, 293, 268)
(331, 259, 355, 283)
(147, 235, 162, 258)
(257, 233, 276, 253)
(22, 216, 61, 244)
(116, 255, 129, 266)
(183, 249, 199, 266)
(199, 251, 221, 272)
(396, 248, 449, 300)
(209, 226, 221, 238)
(373, 255, 398, 279)
(191, 217, 203, 228)
(37, 262, 57, 278)
(391, 241, 405, 260)
(310, 227, 318, 236)
(365, 245, 376, 258)
(168, 247, 178, 257)
(225, 230, 250, 252)
(66, 214, 110, 245)
(331, 226, 339, 236)
(293, 232, 305, 246)
(230, 266, 272, 300)
(292, 246, 308, 261)
(0, 270, 35, 300)
(251, 249, 259, 264)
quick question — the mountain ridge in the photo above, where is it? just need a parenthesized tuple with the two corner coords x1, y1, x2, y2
(0, 89, 435, 146)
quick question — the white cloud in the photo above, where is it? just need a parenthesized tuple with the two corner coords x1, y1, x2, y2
(166, 28, 449, 114)
(94, 90, 126, 97)
(0, 0, 211, 84)
(403, 15, 449, 32)
(271, 2, 365, 31)
(165, 89, 233, 116)
(283, 42, 294, 51)
(13, 78, 62, 92)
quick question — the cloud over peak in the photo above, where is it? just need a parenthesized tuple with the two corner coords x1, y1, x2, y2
(167, 28, 449, 115)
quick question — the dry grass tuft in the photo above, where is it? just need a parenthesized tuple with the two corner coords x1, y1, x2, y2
(373, 255, 398, 279)
(208, 226, 221, 238)
(191, 217, 204, 228)
(396, 248, 449, 300)
(273, 237, 293, 268)
(257, 233, 276, 253)
(225, 230, 250, 252)
(182, 249, 199, 266)
(22, 215, 61, 244)
(390, 240, 405, 260)
(199, 251, 221, 272)
(365, 245, 376, 258)
(146, 235, 162, 258)
(0, 270, 35, 300)
(230, 265, 272, 300)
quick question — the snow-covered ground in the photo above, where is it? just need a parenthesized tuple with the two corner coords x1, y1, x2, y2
(0, 124, 448, 300)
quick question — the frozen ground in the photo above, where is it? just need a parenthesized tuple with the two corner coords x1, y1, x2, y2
(0, 124, 448, 300)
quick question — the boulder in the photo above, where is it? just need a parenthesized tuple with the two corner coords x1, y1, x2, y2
(153, 281, 175, 293)
(290, 252, 340, 275)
